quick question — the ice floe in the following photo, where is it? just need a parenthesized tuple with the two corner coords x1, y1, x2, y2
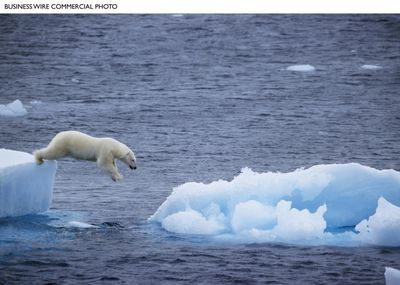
(0, 149, 57, 218)
(150, 163, 400, 246)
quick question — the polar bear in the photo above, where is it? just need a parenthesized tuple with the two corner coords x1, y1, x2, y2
(34, 131, 137, 181)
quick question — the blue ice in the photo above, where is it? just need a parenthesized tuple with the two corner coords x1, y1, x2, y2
(0, 149, 57, 218)
(150, 163, 400, 246)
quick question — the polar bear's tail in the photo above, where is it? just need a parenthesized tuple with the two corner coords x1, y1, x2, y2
(33, 149, 44, 165)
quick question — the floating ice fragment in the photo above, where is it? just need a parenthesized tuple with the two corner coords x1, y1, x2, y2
(361, 64, 382, 70)
(385, 267, 400, 285)
(0, 149, 57, 218)
(286, 64, 315, 72)
(67, 221, 98, 229)
(0, 100, 27, 117)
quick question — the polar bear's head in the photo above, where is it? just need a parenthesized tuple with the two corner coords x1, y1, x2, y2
(120, 148, 137, 170)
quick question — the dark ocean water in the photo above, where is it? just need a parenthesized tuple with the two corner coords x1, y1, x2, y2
(0, 14, 399, 284)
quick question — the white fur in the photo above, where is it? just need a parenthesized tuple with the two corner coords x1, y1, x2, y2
(34, 131, 137, 181)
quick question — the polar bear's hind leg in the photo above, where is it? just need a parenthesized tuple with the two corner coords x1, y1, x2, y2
(33, 149, 45, 164)
(34, 145, 68, 165)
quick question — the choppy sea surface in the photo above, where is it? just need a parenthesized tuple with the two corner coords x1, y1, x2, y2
(0, 15, 399, 284)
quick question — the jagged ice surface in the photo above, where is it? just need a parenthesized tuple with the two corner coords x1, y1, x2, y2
(150, 163, 400, 246)
(0, 149, 57, 218)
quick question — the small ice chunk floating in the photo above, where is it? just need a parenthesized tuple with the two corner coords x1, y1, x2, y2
(286, 64, 315, 72)
(150, 163, 400, 246)
(0, 100, 28, 117)
(361, 64, 382, 70)
(0, 149, 57, 218)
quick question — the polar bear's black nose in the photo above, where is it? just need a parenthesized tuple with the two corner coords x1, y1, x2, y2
(130, 165, 136, 170)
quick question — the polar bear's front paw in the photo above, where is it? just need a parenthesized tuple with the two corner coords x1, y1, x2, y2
(111, 173, 123, 182)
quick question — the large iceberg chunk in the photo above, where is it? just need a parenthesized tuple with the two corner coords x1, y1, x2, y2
(150, 163, 400, 246)
(0, 149, 57, 218)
